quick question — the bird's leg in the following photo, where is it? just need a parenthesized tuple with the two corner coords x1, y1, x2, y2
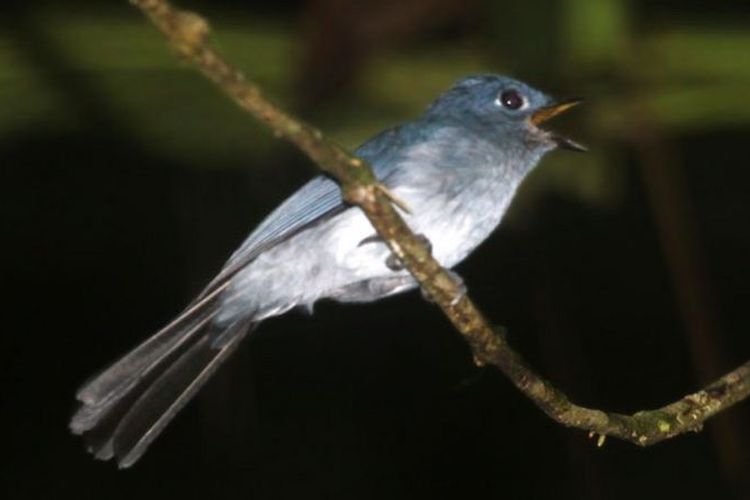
(358, 234, 463, 304)
(385, 234, 432, 271)
(358, 233, 434, 272)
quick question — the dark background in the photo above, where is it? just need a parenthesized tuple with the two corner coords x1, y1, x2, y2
(2, 0, 750, 498)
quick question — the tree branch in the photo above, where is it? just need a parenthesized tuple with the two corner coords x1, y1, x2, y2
(130, 0, 750, 447)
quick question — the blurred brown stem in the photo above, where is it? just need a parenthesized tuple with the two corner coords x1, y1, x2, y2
(628, 99, 750, 483)
(130, 0, 750, 448)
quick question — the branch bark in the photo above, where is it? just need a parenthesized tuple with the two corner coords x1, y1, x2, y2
(130, 0, 750, 447)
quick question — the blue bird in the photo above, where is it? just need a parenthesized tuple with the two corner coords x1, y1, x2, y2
(70, 74, 583, 467)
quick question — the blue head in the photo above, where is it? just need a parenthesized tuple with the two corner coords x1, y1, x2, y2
(424, 75, 584, 155)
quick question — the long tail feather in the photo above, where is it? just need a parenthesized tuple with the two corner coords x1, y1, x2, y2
(70, 310, 217, 435)
(73, 283, 230, 416)
(70, 287, 256, 467)
(114, 320, 252, 467)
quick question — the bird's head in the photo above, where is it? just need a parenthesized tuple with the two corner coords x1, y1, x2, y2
(425, 75, 585, 154)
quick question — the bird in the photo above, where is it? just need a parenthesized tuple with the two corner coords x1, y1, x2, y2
(70, 74, 584, 468)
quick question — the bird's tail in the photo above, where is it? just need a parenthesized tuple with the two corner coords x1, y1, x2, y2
(70, 287, 256, 468)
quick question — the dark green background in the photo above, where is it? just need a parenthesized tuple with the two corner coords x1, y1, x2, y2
(2, 1, 750, 498)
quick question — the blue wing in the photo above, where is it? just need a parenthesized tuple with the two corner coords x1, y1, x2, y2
(194, 126, 408, 300)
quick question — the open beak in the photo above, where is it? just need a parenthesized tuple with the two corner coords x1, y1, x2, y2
(530, 98, 582, 126)
(529, 98, 587, 152)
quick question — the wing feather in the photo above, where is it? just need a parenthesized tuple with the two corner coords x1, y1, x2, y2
(195, 126, 408, 301)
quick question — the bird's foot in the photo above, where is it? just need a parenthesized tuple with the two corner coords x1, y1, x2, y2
(385, 254, 403, 271)
(385, 234, 432, 271)
(358, 233, 404, 270)
(415, 234, 433, 253)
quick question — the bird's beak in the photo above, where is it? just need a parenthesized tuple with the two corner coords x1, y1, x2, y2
(530, 98, 582, 126)
(529, 98, 587, 152)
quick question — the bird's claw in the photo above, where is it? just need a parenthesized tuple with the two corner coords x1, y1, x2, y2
(358, 234, 381, 247)
(421, 269, 466, 305)
(386, 253, 404, 271)
(447, 270, 467, 305)
(385, 234, 432, 271)
(375, 184, 412, 214)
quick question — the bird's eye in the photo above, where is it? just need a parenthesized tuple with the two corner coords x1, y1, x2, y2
(498, 89, 525, 110)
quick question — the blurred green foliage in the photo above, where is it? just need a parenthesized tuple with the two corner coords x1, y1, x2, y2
(1, 1, 749, 206)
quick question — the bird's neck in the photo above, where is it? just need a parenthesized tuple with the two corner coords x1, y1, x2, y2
(417, 121, 545, 180)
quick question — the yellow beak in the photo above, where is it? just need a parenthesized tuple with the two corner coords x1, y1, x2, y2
(529, 98, 583, 126)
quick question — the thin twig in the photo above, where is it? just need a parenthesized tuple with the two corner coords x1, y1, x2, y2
(130, 0, 750, 447)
